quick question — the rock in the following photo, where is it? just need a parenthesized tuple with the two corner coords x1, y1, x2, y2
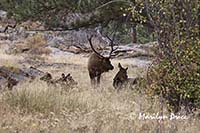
(22, 66, 45, 78)
(49, 47, 74, 56)
(0, 66, 45, 90)
(67, 46, 81, 54)
(0, 33, 9, 40)
(0, 66, 29, 90)
(0, 10, 7, 20)
(0, 76, 7, 90)
(47, 37, 66, 48)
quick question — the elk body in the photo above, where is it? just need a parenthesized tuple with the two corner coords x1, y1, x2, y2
(88, 53, 114, 86)
(113, 63, 142, 91)
(87, 35, 116, 86)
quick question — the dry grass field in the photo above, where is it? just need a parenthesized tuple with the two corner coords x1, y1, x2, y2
(0, 45, 199, 133)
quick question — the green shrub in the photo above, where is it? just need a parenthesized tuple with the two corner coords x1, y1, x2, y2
(137, 25, 155, 44)
(146, 0, 200, 112)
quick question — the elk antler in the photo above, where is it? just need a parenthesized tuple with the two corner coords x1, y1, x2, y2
(105, 34, 119, 58)
(97, 23, 119, 58)
(87, 35, 104, 58)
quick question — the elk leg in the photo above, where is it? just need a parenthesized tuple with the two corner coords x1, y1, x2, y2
(97, 74, 101, 86)
(89, 72, 96, 87)
(91, 78, 96, 87)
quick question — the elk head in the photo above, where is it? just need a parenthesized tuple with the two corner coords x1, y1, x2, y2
(113, 63, 128, 90)
(87, 35, 116, 71)
(115, 63, 128, 81)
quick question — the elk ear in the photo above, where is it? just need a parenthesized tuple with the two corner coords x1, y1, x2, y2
(125, 67, 128, 71)
(66, 73, 70, 77)
(102, 58, 106, 62)
(61, 73, 65, 77)
(118, 63, 122, 69)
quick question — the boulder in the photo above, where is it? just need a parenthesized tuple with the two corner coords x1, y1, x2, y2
(0, 66, 45, 90)
(0, 10, 7, 20)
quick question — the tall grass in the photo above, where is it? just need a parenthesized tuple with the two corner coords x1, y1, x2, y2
(3, 81, 62, 114)
(2, 80, 89, 114)
(0, 49, 199, 132)
(0, 78, 199, 132)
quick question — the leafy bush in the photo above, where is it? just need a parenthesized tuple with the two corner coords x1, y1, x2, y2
(148, 41, 200, 112)
(136, 25, 155, 44)
(25, 33, 51, 55)
(146, 0, 200, 112)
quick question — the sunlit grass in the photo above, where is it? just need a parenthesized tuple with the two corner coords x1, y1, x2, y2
(0, 79, 199, 132)
(0, 44, 199, 132)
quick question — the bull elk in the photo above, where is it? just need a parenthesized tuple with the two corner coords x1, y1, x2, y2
(113, 63, 143, 91)
(87, 35, 117, 87)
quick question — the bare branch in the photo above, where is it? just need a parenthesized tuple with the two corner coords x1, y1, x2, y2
(2, 24, 17, 32)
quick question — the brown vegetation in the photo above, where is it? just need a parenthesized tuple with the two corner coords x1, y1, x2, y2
(8, 33, 51, 56)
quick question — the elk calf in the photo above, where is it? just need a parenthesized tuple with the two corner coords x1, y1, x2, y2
(40, 73, 77, 90)
(113, 63, 142, 91)
(54, 73, 78, 88)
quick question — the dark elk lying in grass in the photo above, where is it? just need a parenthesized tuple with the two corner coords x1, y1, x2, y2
(113, 63, 143, 91)
(40, 72, 53, 83)
(54, 73, 78, 87)
(87, 35, 117, 87)
(40, 73, 77, 90)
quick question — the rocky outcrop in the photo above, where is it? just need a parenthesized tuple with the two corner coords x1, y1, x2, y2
(0, 66, 77, 90)
(0, 10, 7, 21)
(0, 66, 45, 90)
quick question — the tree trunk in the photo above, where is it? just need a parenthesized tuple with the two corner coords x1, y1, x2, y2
(131, 25, 137, 43)
(198, 7, 200, 36)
